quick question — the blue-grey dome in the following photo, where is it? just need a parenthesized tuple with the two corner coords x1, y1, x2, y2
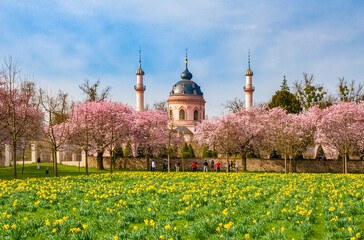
(181, 68, 192, 80)
(170, 79, 203, 96)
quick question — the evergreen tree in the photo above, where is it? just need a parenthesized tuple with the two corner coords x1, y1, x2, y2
(188, 144, 195, 158)
(123, 142, 132, 158)
(211, 150, 218, 158)
(181, 143, 190, 158)
(280, 76, 290, 91)
(268, 76, 302, 114)
(315, 145, 326, 160)
(202, 145, 212, 158)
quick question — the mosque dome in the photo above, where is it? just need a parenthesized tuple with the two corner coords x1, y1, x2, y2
(170, 52, 203, 96)
(170, 79, 203, 96)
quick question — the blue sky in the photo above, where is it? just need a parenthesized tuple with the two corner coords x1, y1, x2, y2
(1, 0, 363, 117)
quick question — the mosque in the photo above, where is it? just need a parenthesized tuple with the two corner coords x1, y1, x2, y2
(134, 51, 254, 135)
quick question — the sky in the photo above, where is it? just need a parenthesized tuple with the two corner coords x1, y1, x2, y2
(0, 0, 363, 117)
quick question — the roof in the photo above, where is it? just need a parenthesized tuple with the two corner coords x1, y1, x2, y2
(173, 126, 193, 135)
(170, 79, 203, 96)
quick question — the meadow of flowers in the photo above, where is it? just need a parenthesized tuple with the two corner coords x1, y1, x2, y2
(0, 172, 363, 240)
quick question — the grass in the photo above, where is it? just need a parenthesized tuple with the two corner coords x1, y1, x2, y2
(0, 163, 118, 180)
(0, 168, 363, 239)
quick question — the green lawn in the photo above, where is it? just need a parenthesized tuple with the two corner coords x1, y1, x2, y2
(0, 171, 363, 239)
(0, 163, 118, 180)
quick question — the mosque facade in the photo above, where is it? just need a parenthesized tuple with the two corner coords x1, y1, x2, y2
(135, 51, 254, 134)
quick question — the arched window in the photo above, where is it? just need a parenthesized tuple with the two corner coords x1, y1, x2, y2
(179, 109, 185, 120)
(194, 110, 198, 120)
(169, 110, 173, 119)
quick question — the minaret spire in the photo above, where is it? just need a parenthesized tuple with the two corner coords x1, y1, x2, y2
(248, 50, 251, 69)
(135, 48, 145, 111)
(244, 51, 254, 110)
(185, 48, 188, 69)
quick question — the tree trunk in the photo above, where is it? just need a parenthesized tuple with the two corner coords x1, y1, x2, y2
(284, 154, 287, 174)
(22, 147, 25, 175)
(85, 151, 89, 175)
(109, 150, 113, 174)
(12, 142, 17, 179)
(123, 157, 127, 169)
(226, 155, 229, 173)
(242, 154, 247, 171)
(97, 151, 104, 170)
(146, 148, 150, 171)
(289, 157, 292, 173)
(182, 155, 185, 172)
(345, 154, 348, 174)
(53, 149, 58, 177)
(167, 153, 170, 172)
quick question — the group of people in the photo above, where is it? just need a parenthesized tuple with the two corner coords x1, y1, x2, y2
(151, 159, 239, 173)
(195, 160, 239, 173)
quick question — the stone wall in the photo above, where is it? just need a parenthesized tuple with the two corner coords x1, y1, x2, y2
(87, 156, 364, 173)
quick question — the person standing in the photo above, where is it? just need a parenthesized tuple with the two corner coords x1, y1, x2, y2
(215, 162, 220, 173)
(235, 161, 239, 173)
(230, 161, 233, 172)
(192, 162, 198, 172)
(175, 160, 180, 172)
(210, 159, 214, 171)
(151, 160, 156, 173)
(203, 160, 208, 173)
(37, 156, 41, 170)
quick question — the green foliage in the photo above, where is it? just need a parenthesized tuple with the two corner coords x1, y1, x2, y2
(280, 75, 290, 91)
(123, 142, 132, 158)
(315, 145, 326, 160)
(294, 73, 327, 110)
(181, 143, 190, 158)
(268, 77, 302, 114)
(188, 144, 195, 158)
(202, 146, 212, 158)
(211, 150, 218, 158)
(79, 79, 111, 102)
(337, 77, 363, 103)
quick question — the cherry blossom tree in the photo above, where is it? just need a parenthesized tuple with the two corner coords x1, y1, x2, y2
(69, 101, 133, 171)
(260, 108, 314, 173)
(195, 115, 239, 172)
(315, 102, 364, 173)
(67, 102, 92, 174)
(0, 57, 44, 179)
(129, 110, 168, 170)
(234, 108, 263, 171)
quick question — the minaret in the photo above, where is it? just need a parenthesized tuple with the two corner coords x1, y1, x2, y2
(244, 52, 254, 110)
(135, 50, 145, 112)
